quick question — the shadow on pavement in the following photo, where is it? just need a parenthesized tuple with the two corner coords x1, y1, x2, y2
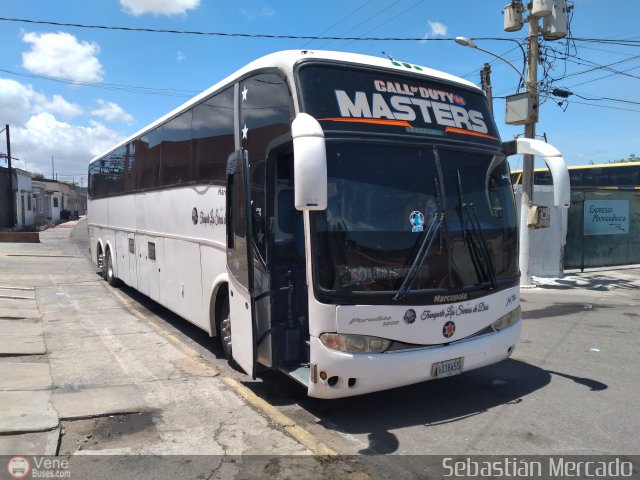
(246, 359, 552, 455)
(96, 279, 611, 456)
(547, 370, 608, 391)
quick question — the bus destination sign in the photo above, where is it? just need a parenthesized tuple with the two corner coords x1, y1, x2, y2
(298, 64, 501, 146)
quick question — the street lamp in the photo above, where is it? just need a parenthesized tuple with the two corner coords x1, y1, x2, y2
(454, 37, 526, 86)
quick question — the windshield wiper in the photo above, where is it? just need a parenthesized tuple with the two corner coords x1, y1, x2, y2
(393, 211, 444, 302)
(455, 170, 498, 288)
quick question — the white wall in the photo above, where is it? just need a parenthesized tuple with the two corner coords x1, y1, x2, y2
(14, 170, 34, 227)
(50, 192, 61, 221)
(515, 185, 568, 278)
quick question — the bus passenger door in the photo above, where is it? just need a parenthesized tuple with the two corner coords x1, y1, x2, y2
(226, 150, 256, 377)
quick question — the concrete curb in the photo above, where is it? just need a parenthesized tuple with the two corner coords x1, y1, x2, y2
(223, 377, 337, 456)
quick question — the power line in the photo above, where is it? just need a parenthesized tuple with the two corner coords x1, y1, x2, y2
(302, 0, 375, 47)
(572, 93, 640, 106)
(574, 43, 640, 58)
(547, 96, 640, 113)
(568, 64, 640, 88)
(361, 0, 427, 38)
(542, 87, 640, 107)
(555, 53, 640, 81)
(571, 37, 640, 47)
(0, 68, 198, 97)
(0, 16, 512, 42)
(341, 0, 427, 49)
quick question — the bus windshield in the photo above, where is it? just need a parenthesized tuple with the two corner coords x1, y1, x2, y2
(310, 141, 518, 301)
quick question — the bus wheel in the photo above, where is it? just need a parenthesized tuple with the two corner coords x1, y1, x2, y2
(104, 250, 119, 287)
(220, 297, 233, 360)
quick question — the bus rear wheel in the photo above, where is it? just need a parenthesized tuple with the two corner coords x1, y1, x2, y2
(104, 250, 119, 287)
(220, 297, 233, 360)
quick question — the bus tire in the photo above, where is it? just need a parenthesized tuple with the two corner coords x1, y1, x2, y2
(219, 296, 241, 370)
(104, 249, 120, 287)
(220, 296, 233, 359)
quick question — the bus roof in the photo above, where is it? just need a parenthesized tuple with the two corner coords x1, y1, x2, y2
(90, 49, 482, 165)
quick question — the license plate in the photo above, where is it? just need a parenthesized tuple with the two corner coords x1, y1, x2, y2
(432, 357, 464, 378)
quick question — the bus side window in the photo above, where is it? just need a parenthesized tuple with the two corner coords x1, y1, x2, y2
(138, 128, 161, 190)
(193, 87, 235, 183)
(160, 110, 193, 186)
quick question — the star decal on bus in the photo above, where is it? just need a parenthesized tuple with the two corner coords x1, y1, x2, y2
(242, 124, 248, 139)
(241, 86, 248, 101)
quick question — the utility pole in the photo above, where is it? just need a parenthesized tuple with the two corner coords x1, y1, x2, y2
(503, 0, 569, 285)
(480, 63, 493, 114)
(462, 1, 568, 286)
(480, 63, 494, 114)
(5, 125, 15, 228)
(519, 15, 540, 287)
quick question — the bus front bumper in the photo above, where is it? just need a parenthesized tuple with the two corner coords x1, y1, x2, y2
(307, 321, 521, 399)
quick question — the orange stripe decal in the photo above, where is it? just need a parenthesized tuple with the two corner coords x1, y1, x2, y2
(445, 127, 499, 141)
(319, 117, 412, 128)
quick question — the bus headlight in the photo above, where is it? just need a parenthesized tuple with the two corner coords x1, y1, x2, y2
(491, 306, 521, 331)
(320, 333, 391, 354)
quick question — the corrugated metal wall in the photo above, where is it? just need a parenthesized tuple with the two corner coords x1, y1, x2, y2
(565, 189, 640, 269)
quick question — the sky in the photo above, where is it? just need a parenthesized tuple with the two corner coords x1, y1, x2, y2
(1, 0, 639, 184)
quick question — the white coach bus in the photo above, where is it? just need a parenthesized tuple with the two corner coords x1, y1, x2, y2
(88, 50, 568, 399)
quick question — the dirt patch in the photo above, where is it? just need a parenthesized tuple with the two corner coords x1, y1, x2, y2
(0, 232, 40, 243)
(59, 411, 160, 454)
(173, 356, 219, 377)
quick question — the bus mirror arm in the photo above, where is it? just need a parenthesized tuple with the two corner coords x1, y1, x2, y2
(502, 138, 570, 209)
(292, 113, 328, 211)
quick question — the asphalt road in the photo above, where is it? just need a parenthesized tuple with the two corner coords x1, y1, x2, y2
(71, 218, 640, 462)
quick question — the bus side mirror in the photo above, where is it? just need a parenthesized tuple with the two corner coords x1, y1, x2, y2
(292, 113, 327, 211)
(503, 138, 570, 208)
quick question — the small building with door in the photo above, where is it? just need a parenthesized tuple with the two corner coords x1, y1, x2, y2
(0, 166, 34, 228)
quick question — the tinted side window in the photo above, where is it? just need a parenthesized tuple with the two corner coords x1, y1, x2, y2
(160, 110, 193, 186)
(193, 87, 235, 182)
(240, 73, 292, 163)
(240, 73, 293, 260)
(88, 147, 125, 198)
(123, 141, 138, 193)
(138, 127, 162, 189)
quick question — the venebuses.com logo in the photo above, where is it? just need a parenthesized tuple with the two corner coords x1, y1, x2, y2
(6, 456, 71, 479)
(7, 457, 30, 479)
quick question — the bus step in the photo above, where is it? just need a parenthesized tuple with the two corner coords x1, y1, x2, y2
(280, 364, 310, 387)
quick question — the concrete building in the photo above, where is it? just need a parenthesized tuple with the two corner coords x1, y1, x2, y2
(14, 168, 34, 228)
(0, 166, 35, 228)
(31, 179, 82, 223)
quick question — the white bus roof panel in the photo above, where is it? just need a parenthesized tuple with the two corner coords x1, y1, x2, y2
(90, 50, 482, 164)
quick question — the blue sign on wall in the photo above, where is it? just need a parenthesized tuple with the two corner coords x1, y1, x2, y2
(583, 200, 629, 235)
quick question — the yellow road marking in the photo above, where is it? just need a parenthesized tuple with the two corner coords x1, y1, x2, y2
(223, 377, 337, 456)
